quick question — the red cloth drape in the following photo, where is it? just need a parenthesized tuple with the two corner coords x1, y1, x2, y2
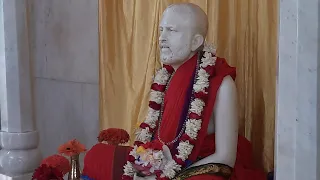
(186, 134, 266, 180)
(82, 135, 266, 180)
(82, 143, 131, 180)
(82, 56, 265, 180)
(155, 55, 236, 162)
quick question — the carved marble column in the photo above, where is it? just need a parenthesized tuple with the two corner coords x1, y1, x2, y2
(276, 0, 320, 179)
(0, 0, 41, 179)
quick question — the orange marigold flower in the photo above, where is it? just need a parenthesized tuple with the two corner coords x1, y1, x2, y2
(58, 139, 86, 156)
(97, 128, 130, 145)
(41, 154, 70, 176)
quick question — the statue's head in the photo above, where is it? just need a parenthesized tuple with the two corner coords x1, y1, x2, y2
(159, 3, 208, 69)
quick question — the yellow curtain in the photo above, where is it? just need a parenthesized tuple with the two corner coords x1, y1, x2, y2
(99, 0, 277, 172)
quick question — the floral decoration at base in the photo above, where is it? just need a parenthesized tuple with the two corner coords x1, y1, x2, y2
(32, 164, 64, 180)
(41, 154, 71, 175)
(32, 154, 70, 180)
(97, 128, 130, 145)
(58, 139, 87, 156)
(132, 140, 168, 176)
(58, 139, 87, 180)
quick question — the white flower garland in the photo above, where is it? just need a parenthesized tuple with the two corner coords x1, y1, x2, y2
(144, 108, 159, 129)
(154, 68, 170, 85)
(135, 127, 152, 143)
(189, 99, 205, 116)
(175, 141, 194, 161)
(123, 161, 136, 176)
(163, 160, 182, 179)
(123, 43, 217, 179)
(185, 119, 202, 140)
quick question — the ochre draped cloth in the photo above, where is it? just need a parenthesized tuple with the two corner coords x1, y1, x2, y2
(99, 0, 277, 172)
(83, 57, 265, 180)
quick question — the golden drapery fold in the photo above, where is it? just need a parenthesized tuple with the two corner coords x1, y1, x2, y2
(99, 0, 277, 172)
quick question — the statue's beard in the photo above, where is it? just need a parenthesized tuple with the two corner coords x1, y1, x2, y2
(160, 49, 174, 64)
(160, 47, 191, 65)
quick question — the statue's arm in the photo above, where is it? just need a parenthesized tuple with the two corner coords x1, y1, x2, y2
(190, 75, 238, 167)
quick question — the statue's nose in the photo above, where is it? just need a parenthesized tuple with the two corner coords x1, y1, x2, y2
(159, 31, 168, 42)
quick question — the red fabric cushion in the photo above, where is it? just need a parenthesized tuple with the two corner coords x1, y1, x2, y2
(82, 143, 131, 180)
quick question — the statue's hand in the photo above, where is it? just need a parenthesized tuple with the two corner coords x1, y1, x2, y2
(162, 145, 173, 161)
(134, 144, 172, 180)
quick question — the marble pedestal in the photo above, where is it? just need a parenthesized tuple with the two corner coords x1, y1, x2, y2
(0, 0, 41, 178)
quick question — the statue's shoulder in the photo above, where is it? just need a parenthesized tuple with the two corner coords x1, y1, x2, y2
(213, 57, 236, 80)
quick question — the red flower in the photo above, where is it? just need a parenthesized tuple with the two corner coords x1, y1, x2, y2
(149, 101, 161, 110)
(139, 123, 151, 130)
(97, 128, 130, 145)
(141, 140, 163, 151)
(151, 83, 166, 92)
(180, 134, 196, 145)
(204, 65, 215, 76)
(194, 91, 209, 101)
(156, 173, 170, 180)
(58, 139, 86, 156)
(127, 155, 135, 162)
(122, 175, 133, 180)
(173, 156, 185, 166)
(32, 164, 63, 180)
(163, 65, 174, 74)
(134, 141, 144, 147)
(41, 154, 70, 175)
(188, 112, 201, 119)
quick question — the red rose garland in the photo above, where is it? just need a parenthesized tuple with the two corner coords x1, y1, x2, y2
(123, 44, 217, 179)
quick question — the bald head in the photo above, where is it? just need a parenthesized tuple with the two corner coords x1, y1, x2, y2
(163, 3, 208, 37)
(159, 3, 209, 69)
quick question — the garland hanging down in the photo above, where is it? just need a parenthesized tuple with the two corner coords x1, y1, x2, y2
(123, 43, 217, 180)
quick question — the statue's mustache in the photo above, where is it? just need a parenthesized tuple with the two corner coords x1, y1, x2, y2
(159, 44, 170, 49)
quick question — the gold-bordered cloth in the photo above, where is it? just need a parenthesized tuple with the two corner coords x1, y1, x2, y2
(173, 163, 233, 180)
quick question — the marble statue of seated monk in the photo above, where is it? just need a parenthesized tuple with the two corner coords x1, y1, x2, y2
(82, 3, 266, 180)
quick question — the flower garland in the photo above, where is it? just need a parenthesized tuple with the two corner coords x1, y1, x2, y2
(123, 44, 217, 180)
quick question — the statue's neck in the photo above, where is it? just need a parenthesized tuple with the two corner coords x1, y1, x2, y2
(171, 51, 197, 71)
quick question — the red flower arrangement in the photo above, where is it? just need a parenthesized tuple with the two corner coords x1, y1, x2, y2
(97, 128, 130, 145)
(32, 164, 63, 180)
(141, 140, 163, 151)
(41, 154, 71, 175)
(58, 139, 86, 156)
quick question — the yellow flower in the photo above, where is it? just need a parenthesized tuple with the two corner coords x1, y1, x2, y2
(137, 146, 146, 154)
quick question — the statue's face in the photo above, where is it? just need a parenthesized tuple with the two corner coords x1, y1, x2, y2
(159, 8, 196, 66)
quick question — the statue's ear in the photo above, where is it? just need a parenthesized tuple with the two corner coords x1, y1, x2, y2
(191, 34, 204, 51)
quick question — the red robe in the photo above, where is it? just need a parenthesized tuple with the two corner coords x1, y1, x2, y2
(82, 55, 266, 180)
